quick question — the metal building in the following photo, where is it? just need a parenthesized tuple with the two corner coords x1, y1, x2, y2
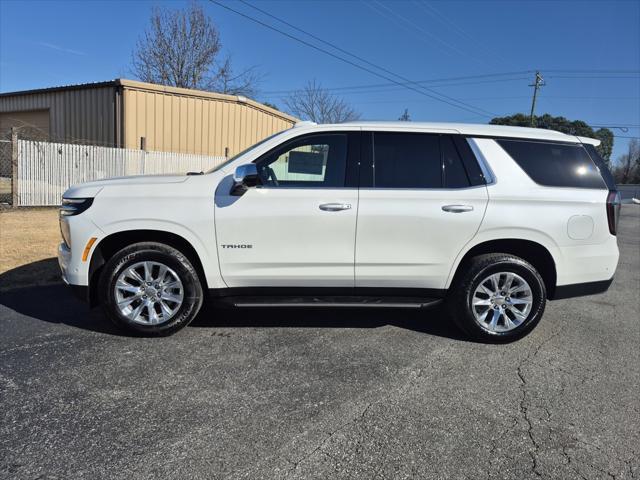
(0, 79, 297, 157)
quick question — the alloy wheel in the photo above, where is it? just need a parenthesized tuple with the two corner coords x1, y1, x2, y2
(471, 272, 533, 333)
(114, 261, 184, 325)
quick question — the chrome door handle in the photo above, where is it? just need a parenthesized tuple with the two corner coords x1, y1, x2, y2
(442, 204, 474, 213)
(319, 203, 352, 212)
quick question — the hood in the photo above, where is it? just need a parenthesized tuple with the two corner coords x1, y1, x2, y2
(63, 174, 190, 198)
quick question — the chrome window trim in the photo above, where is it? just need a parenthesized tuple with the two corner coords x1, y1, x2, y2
(357, 184, 488, 192)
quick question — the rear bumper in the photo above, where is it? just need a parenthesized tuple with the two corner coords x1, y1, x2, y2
(552, 277, 614, 300)
(555, 236, 619, 287)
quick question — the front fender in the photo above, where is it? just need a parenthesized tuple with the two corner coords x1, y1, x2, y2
(91, 219, 225, 290)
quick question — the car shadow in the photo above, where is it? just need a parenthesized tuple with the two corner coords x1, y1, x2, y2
(191, 302, 466, 340)
(0, 258, 465, 341)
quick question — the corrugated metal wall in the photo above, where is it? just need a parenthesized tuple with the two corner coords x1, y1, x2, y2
(0, 85, 117, 146)
(122, 83, 295, 157)
(1, 80, 297, 157)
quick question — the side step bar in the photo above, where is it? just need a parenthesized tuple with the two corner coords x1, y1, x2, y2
(223, 296, 443, 309)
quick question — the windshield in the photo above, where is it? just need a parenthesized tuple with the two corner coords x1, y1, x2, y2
(206, 131, 285, 173)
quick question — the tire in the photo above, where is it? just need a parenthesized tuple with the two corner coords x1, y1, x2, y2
(447, 253, 546, 343)
(99, 242, 204, 336)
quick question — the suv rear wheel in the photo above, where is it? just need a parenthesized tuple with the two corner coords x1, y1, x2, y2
(447, 254, 546, 342)
(99, 242, 203, 335)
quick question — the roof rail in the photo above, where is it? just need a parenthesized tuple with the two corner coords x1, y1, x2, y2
(294, 120, 317, 128)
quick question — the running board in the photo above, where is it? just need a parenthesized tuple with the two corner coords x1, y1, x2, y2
(224, 296, 443, 309)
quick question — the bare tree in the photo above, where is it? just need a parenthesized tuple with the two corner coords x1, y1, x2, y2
(131, 2, 259, 96)
(613, 139, 640, 184)
(210, 56, 261, 97)
(283, 80, 360, 123)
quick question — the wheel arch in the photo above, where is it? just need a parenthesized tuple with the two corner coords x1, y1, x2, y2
(448, 238, 559, 299)
(88, 230, 209, 307)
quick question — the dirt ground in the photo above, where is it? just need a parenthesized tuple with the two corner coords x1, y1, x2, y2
(0, 207, 61, 291)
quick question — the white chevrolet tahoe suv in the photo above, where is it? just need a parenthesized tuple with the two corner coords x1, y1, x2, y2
(58, 122, 621, 342)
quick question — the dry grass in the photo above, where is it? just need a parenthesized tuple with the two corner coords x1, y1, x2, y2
(0, 207, 61, 291)
(0, 178, 11, 195)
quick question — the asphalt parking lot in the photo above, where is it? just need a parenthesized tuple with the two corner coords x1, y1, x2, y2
(1, 207, 638, 480)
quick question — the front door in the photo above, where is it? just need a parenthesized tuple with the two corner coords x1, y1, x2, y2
(214, 132, 360, 288)
(355, 131, 489, 290)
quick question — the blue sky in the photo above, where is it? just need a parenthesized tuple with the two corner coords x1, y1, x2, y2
(1, 0, 639, 160)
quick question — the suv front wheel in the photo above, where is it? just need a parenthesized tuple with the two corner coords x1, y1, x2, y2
(447, 254, 547, 342)
(99, 242, 204, 335)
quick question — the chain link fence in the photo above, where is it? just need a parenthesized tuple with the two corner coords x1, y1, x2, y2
(0, 130, 13, 205)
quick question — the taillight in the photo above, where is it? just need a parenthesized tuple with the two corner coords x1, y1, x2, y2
(606, 190, 621, 235)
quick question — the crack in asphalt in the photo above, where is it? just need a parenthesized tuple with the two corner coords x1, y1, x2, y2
(484, 416, 519, 480)
(282, 368, 426, 478)
(286, 400, 374, 475)
(514, 325, 566, 478)
(562, 444, 619, 480)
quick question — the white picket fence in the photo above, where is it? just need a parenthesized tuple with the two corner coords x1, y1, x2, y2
(16, 140, 227, 206)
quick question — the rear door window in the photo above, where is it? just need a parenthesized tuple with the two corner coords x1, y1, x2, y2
(497, 139, 606, 189)
(441, 135, 471, 188)
(373, 132, 441, 188)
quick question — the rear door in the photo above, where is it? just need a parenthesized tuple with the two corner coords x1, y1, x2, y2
(214, 131, 360, 288)
(355, 131, 489, 290)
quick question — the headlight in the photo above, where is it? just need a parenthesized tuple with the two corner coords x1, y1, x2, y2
(60, 197, 94, 216)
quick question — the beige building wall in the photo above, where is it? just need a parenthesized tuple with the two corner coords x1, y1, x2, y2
(0, 79, 297, 156)
(120, 80, 296, 157)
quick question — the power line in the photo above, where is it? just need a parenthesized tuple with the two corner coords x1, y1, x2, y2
(590, 124, 640, 128)
(235, 0, 497, 116)
(262, 74, 533, 95)
(347, 96, 640, 105)
(363, 0, 484, 66)
(266, 78, 533, 100)
(262, 72, 638, 97)
(413, 0, 510, 66)
(543, 69, 640, 74)
(210, 0, 495, 118)
(547, 75, 640, 79)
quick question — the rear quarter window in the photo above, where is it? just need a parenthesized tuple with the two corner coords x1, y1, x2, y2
(583, 143, 617, 191)
(496, 139, 606, 189)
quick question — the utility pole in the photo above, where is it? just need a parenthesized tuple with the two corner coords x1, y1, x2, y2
(529, 71, 545, 127)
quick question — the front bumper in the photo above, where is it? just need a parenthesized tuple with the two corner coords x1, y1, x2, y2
(58, 241, 71, 285)
(58, 241, 90, 302)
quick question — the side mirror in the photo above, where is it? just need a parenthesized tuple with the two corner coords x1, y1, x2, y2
(231, 163, 260, 196)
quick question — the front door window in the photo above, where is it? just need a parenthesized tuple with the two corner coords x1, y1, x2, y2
(257, 134, 348, 188)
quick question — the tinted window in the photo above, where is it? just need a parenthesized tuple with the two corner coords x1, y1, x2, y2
(583, 144, 616, 191)
(258, 134, 347, 188)
(452, 136, 486, 186)
(373, 132, 441, 188)
(497, 140, 606, 189)
(442, 136, 470, 188)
